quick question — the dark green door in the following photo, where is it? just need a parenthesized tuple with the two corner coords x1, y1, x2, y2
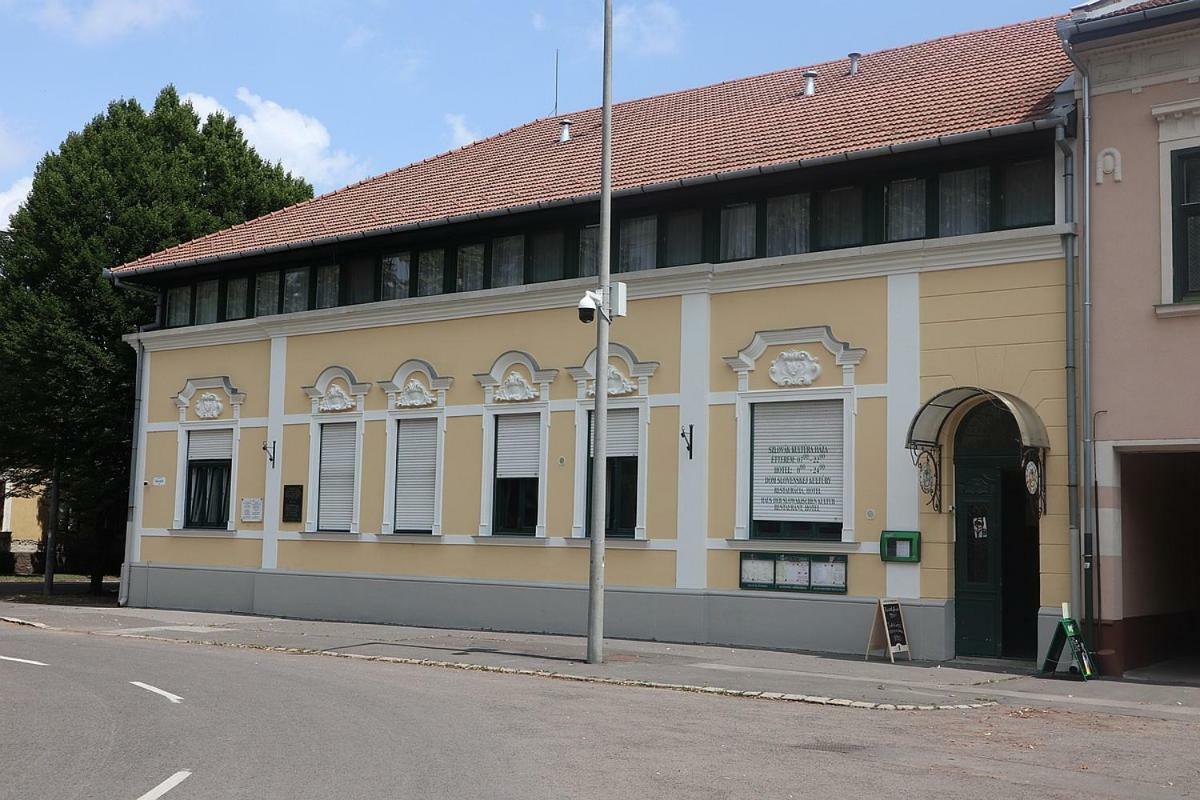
(955, 464, 1003, 657)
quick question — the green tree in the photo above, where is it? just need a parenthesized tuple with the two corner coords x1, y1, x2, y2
(0, 86, 311, 592)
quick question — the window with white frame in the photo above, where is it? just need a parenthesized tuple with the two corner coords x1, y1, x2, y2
(317, 422, 357, 532)
(185, 429, 232, 529)
(586, 407, 639, 538)
(493, 413, 540, 535)
(393, 417, 438, 533)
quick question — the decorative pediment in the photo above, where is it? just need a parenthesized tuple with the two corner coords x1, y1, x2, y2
(723, 326, 865, 391)
(587, 365, 637, 397)
(303, 365, 371, 414)
(319, 384, 355, 412)
(567, 342, 659, 399)
(173, 376, 246, 422)
(379, 359, 453, 410)
(194, 392, 224, 419)
(396, 379, 435, 408)
(495, 371, 538, 402)
(474, 351, 557, 404)
(768, 350, 821, 387)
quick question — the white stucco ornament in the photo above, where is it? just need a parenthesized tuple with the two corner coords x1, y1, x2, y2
(768, 350, 821, 387)
(318, 383, 356, 412)
(395, 378, 434, 408)
(194, 392, 224, 419)
(494, 371, 537, 402)
(587, 364, 636, 397)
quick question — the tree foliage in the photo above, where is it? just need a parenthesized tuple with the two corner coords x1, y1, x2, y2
(0, 86, 311, 575)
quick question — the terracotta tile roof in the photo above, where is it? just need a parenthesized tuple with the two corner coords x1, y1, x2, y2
(1094, 0, 1189, 19)
(113, 15, 1071, 276)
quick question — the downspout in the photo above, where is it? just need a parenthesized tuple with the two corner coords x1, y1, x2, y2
(1057, 126, 1082, 625)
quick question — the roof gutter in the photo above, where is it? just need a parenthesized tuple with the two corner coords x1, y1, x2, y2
(1061, 0, 1200, 43)
(113, 116, 1066, 278)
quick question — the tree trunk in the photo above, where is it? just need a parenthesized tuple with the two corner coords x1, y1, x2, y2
(44, 465, 59, 596)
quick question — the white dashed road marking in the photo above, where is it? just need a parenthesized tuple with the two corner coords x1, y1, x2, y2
(0, 655, 47, 666)
(130, 681, 184, 704)
(134, 771, 192, 800)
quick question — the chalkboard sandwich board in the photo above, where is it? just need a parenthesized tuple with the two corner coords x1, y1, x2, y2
(865, 598, 912, 663)
(1040, 616, 1095, 680)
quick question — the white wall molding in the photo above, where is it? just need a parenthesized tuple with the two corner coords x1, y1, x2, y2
(302, 365, 368, 534)
(261, 336, 286, 569)
(723, 325, 866, 392)
(478, 401, 551, 538)
(885, 274, 921, 599)
(676, 293, 711, 589)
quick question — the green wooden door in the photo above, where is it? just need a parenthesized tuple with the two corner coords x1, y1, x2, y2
(955, 464, 1003, 657)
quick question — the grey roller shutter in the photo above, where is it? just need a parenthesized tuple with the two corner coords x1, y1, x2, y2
(188, 428, 233, 460)
(589, 407, 639, 457)
(394, 417, 438, 532)
(495, 413, 540, 478)
(318, 422, 356, 531)
(751, 400, 843, 523)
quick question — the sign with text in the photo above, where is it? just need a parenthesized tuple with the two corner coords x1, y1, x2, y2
(282, 485, 303, 523)
(751, 400, 843, 523)
(240, 497, 263, 523)
(866, 598, 912, 663)
(738, 552, 847, 594)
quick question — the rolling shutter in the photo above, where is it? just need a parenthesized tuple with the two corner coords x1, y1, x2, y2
(318, 422, 356, 531)
(751, 400, 843, 523)
(394, 417, 438, 532)
(589, 408, 639, 457)
(495, 413, 540, 478)
(188, 428, 233, 461)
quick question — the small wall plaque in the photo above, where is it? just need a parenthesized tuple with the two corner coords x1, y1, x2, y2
(240, 497, 264, 523)
(152, 476, 167, 487)
(282, 485, 303, 523)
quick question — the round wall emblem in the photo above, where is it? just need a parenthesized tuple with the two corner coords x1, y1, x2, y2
(917, 451, 937, 495)
(1024, 459, 1040, 496)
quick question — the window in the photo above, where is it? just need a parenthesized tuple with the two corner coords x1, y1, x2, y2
(939, 167, 990, 236)
(344, 256, 375, 305)
(1001, 158, 1053, 228)
(765, 194, 810, 257)
(316, 265, 339, 308)
(816, 187, 863, 249)
(886, 178, 926, 241)
(255, 271, 279, 317)
(195, 280, 219, 324)
(720, 203, 756, 260)
(492, 234, 525, 287)
(317, 422, 356, 532)
(185, 429, 232, 528)
(417, 249, 445, 297)
(393, 417, 438, 533)
(166, 286, 191, 326)
(619, 215, 656, 271)
(587, 407, 639, 537)
(527, 230, 564, 283)
(579, 225, 600, 277)
(381, 252, 411, 300)
(457, 244, 485, 291)
(493, 413, 540, 535)
(750, 400, 843, 541)
(1172, 150, 1200, 300)
(282, 267, 309, 313)
(664, 209, 703, 266)
(225, 277, 248, 320)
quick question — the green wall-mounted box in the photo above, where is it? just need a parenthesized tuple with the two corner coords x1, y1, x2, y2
(880, 530, 921, 563)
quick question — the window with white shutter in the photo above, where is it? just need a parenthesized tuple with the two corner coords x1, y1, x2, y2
(185, 429, 232, 528)
(587, 407, 639, 537)
(493, 413, 540, 535)
(394, 417, 438, 533)
(750, 400, 843, 540)
(318, 422, 357, 532)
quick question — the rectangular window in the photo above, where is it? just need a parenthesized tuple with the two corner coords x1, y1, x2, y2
(344, 256, 375, 305)
(720, 203, 757, 260)
(457, 244, 485, 291)
(317, 422, 356, 532)
(381, 252, 411, 300)
(939, 166, 991, 236)
(527, 230, 565, 283)
(492, 234, 525, 287)
(750, 400, 843, 541)
(282, 267, 309, 313)
(166, 286, 191, 327)
(587, 407, 639, 537)
(185, 429, 232, 529)
(619, 215, 657, 271)
(315, 265, 339, 309)
(393, 417, 438, 533)
(886, 178, 926, 241)
(225, 277, 248, 320)
(255, 271, 280, 317)
(579, 225, 600, 277)
(664, 209, 703, 266)
(816, 187, 863, 249)
(195, 280, 219, 324)
(417, 249, 445, 297)
(765, 194, 810, 257)
(1001, 158, 1053, 228)
(493, 413, 540, 535)
(1172, 150, 1200, 300)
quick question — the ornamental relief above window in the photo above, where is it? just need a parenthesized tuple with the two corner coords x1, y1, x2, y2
(474, 350, 558, 404)
(302, 365, 371, 415)
(173, 376, 246, 422)
(566, 342, 659, 399)
(723, 325, 866, 391)
(378, 359, 453, 410)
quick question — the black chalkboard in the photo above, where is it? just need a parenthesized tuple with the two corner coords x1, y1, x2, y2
(866, 598, 912, 662)
(282, 484, 303, 523)
(882, 601, 908, 648)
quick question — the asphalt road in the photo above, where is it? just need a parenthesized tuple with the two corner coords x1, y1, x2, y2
(2, 625, 1198, 800)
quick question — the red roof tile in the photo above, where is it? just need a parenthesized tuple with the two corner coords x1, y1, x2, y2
(113, 15, 1071, 275)
(1094, 0, 1189, 19)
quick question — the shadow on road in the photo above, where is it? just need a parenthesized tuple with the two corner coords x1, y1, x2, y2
(0, 578, 118, 607)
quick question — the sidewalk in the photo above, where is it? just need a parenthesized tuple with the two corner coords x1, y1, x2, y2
(3, 598, 1199, 720)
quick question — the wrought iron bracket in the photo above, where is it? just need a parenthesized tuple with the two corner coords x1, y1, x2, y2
(911, 444, 942, 513)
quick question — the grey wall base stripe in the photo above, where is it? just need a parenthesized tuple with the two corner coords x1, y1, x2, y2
(128, 563, 959, 659)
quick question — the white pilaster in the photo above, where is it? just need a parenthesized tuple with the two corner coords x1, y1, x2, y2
(886, 273, 921, 598)
(261, 335, 287, 569)
(676, 293, 710, 589)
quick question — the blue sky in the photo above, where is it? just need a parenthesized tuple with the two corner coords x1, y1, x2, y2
(0, 0, 1067, 226)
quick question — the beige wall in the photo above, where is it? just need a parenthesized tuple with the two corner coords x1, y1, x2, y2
(5, 494, 43, 541)
(141, 535, 262, 568)
(148, 341, 271, 422)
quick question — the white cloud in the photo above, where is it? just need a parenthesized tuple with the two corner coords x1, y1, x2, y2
(36, 0, 192, 43)
(0, 122, 33, 171)
(597, 1, 681, 56)
(531, 11, 546, 31)
(181, 92, 229, 123)
(444, 113, 479, 148)
(0, 176, 34, 230)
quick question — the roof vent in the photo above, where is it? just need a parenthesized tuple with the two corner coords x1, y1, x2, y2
(802, 70, 817, 96)
(559, 119, 572, 143)
(848, 52, 861, 76)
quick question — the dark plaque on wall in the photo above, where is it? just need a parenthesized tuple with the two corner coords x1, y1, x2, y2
(282, 485, 303, 523)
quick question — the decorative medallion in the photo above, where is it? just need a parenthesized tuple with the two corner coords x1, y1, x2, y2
(318, 383, 356, 412)
(494, 371, 537, 402)
(1024, 459, 1040, 496)
(768, 350, 821, 387)
(917, 450, 937, 496)
(194, 392, 224, 419)
(587, 364, 636, 397)
(395, 378, 435, 408)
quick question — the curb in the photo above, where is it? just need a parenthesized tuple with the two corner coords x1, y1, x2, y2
(0, 616, 49, 629)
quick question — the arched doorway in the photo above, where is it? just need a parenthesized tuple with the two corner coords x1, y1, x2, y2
(953, 402, 1040, 659)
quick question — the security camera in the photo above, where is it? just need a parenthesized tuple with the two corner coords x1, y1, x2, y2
(577, 290, 601, 324)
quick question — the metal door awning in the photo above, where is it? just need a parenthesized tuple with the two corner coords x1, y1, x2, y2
(905, 386, 1051, 451)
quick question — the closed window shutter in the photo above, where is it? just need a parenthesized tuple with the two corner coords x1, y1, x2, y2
(589, 408, 639, 457)
(495, 414, 540, 478)
(751, 400, 843, 523)
(318, 422, 356, 531)
(188, 429, 233, 460)
(394, 417, 438, 531)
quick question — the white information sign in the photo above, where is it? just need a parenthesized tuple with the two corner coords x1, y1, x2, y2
(810, 556, 847, 591)
(240, 497, 264, 523)
(752, 400, 844, 523)
(775, 555, 810, 589)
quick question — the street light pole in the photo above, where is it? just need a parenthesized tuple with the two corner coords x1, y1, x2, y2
(586, 0, 613, 665)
